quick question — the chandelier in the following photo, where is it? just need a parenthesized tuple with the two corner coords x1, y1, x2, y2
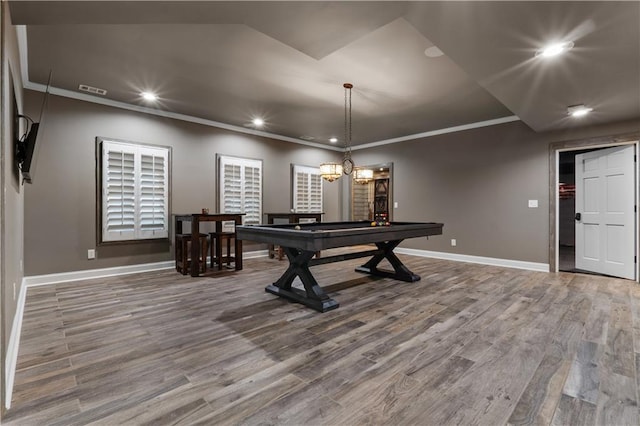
(353, 168, 373, 184)
(319, 162, 342, 182)
(320, 83, 355, 181)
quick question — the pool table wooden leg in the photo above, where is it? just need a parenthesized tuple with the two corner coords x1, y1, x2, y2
(355, 240, 421, 282)
(265, 247, 339, 313)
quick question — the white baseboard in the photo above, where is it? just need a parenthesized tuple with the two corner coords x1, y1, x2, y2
(23, 260, 175, 287)
(5, 281, 27, 410)
(242, 249, 269, 260)
(395, 248, 550, 273)
(23, 249, 269, 287)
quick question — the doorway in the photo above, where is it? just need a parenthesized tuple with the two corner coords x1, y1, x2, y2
(351, 163, 392, 222)
(551, 134, 639, 281)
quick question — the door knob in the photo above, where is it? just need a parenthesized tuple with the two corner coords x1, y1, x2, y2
(575, 212, 581, 221)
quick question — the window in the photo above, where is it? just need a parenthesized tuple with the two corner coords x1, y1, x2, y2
(99, 138, 170, 242)
(218, 155, 262, 226)
(292, 164, 322, 213)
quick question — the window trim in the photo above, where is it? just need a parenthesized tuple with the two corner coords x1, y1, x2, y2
(96, 137, 172, 245)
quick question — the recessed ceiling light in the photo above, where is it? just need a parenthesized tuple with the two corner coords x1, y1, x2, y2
(299, 135, 315, 141)
(536, 41, 574, 58)
(252, 118, 264, 127)
(424, 46, 444, 58)
(141, 91, 158, 101)
(567, 104, 593, 117)
(329, 137, 338, 143)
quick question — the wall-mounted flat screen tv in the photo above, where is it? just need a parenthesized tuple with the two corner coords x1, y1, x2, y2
(16, 72, 51, 184)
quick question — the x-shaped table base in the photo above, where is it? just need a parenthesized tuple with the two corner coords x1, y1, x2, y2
(265, 240, 420, 312)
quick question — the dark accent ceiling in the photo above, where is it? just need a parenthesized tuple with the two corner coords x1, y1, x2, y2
(9, 1, 640, 146)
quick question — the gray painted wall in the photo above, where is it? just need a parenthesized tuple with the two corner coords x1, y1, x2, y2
(353, 119, 640, 264)
(1, 3, 26, 414)
(22, 92, 342, 276)
(22, 90, 640, 275)
(355, 122, 549, 262)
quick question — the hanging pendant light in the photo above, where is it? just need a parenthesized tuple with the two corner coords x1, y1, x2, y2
(341, 83, 354, 175)
(353, 168, 373, 184)
(319, 162, 343, 182)
(321, 83, 355, 182)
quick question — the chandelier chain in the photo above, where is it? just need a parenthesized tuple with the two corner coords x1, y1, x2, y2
(344, 84, 352, 154)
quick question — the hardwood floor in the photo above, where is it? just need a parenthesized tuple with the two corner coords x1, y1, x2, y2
(4, 250, 640, 425)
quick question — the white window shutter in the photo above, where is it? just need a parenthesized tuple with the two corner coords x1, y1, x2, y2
(295, 171, 309, 212)
(138, 146, 169, 239)
(244, 165, 261, 225)
(101, 140, 170, 242)
(309, 173, 322, 213)
(219, 156, 262, 228)
(221, 162, 242, 213)
(102, 142, 136, 241)
(293, 165, 322, 213)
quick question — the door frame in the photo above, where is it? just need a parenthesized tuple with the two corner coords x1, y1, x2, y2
(549, 131, 639, 280)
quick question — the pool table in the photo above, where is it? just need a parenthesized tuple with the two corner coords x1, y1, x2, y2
(236, 221, 444, 312)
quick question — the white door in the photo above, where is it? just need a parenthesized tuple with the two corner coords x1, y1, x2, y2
(575, 145, 636, 279)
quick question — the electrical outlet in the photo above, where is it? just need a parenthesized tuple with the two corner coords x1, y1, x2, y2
(451, 239, 457, 247)
(528, 199, 538, 208)
(88, 249, 96, 259)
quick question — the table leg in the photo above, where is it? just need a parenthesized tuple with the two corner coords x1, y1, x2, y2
(265, 247, 339, 313)
(267, 216, 275, 258)
(355, 240, 420, 282)
(215, 221, 223, 270)
(235, 239, 243, 270)
(190, 217, 199, 277)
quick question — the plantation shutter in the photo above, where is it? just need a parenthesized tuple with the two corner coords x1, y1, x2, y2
(309, 172, 322, 213)
(138, 146, 169, 239)
(103, 143, 136, 241)
(219, 155, 262, 229)
(293, 165, 322, 213)
(101, 140, 169, 242)
(244, 164, 262, 225)
(221, 162, 242, 214)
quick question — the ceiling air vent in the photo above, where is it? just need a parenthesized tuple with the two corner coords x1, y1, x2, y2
(78, 84, 107, 96)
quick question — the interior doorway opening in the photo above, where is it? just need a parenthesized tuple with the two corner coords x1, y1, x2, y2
(551, 135, 639, 281)
(350, 163, 392, 222)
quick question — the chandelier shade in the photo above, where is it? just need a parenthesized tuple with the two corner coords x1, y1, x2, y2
(320, 162, 343, 182)
(353, 168, 373, 184)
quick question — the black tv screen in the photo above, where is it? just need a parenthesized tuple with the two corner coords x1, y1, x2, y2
(17, 121, 40, 184)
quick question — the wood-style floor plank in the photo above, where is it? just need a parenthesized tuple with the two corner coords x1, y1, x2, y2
(4, 249, 640, 425)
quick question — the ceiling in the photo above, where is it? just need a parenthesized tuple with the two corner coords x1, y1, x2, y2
(9, 1, 640, 148)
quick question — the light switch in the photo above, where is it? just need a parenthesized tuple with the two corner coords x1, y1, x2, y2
(394, 202, 398, 208)
(528, 199, 538, 208)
